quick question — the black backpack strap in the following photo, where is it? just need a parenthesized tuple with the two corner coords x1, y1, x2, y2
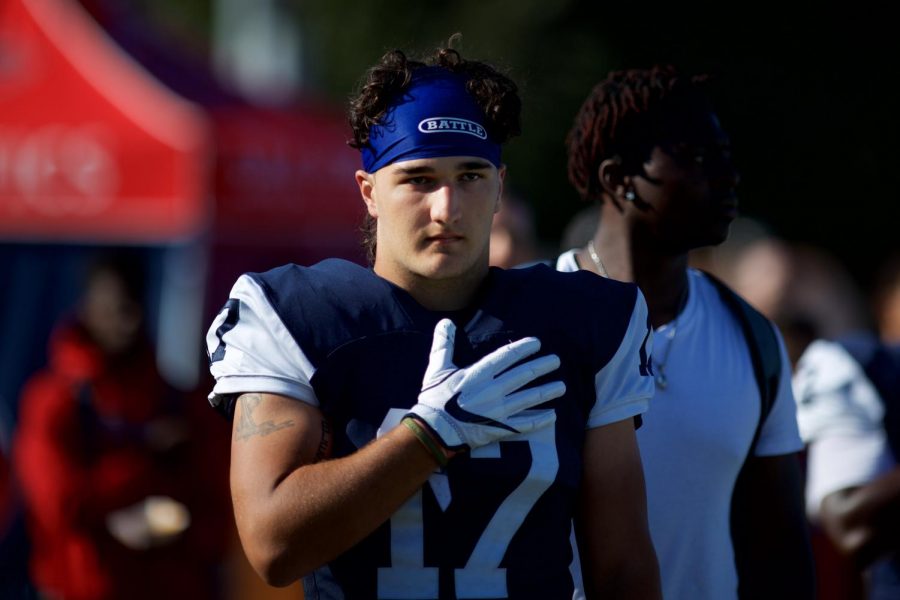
(703, 272, 789, 598)
(703, 271, 782, 448)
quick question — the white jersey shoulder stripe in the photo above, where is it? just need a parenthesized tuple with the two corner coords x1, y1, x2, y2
(208, 274, 318, 406)
(588, 287, 654, 428)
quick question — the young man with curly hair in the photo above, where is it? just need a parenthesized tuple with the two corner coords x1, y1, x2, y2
(205, 45, 661, 598)
(559, 65, 814, 599)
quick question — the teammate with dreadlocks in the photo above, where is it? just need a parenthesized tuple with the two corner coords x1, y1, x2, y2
(205, 44, 661, 598)
(558, 65, 814, 599)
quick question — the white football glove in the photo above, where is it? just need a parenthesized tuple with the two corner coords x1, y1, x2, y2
(407, 318, 564, 452)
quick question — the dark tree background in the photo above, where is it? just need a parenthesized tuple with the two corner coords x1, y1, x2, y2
(140, 0, 899, 292)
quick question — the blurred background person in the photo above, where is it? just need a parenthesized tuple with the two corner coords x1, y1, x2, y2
(558, 203, 601, 256)
(872, 256, 900, 344)
(0, 399, 32, 599)
(12, 251, 229, 600)
(726, 237, 899, 600)
(789, 254, 900, 600)
(793, 317, 900, 600)
(488, 186, 545, 268)
(727, 237, 871, 361)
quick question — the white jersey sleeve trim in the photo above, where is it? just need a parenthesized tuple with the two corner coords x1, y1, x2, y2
(211, 374, 315, 403)
(587, 289, 654, 428)
(207, 274, 319, 406)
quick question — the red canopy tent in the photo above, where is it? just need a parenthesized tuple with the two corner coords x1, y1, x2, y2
(1, 6, 364, 596)
(0, 0, 363, 246)
(0, 0, 212, 242)
(0, 0, 364, 391)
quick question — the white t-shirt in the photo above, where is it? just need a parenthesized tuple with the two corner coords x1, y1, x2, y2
(558, 251, 802, 600)
(793, 339, 895, 517)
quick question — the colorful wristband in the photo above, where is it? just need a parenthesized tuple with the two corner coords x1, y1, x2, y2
(402, 416, 450, 467)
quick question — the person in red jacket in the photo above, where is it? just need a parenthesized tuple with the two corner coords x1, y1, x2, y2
(14, 252, 230, 600)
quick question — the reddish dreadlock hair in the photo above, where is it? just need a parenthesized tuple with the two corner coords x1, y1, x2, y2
(566, 65, 711, 203)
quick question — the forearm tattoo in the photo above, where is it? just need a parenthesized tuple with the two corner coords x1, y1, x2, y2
(234, 393, 295, 441)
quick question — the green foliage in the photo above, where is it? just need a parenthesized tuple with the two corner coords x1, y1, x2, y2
(139, 0, 900, 286)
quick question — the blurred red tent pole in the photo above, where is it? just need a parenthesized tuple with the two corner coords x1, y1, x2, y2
(0, 0, 364, 393)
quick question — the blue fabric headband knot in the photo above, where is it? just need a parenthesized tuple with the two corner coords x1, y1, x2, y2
(360, 67, 502, 173)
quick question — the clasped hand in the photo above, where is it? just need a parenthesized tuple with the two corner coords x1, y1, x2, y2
(407, 319, 565, 452)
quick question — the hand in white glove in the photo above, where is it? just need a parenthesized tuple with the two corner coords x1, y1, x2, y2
(407, 318, 564, 452)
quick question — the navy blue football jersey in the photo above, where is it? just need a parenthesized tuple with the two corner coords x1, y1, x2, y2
(207, 259, 652, 599)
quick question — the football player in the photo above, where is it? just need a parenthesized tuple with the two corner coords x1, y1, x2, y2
(206, 44, 660, 599)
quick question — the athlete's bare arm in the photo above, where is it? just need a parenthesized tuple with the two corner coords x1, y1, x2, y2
(229, 320, 564, 587)
(230, 392, 439, 586)
(731, 452, 815, 599)
(575, 419, 661, 599)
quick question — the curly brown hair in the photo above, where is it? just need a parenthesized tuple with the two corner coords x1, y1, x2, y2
(349, 47, 521, 150)
(349, 44, 522, 264)
(566, 65, 711, 203)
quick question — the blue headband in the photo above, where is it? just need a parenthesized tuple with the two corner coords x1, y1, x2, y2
(361, 67, 502, 172)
